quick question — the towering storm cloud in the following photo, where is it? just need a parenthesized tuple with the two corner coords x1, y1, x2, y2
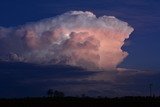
(0, 11, 134, 70)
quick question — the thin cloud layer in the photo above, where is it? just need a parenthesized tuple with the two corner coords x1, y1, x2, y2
(0, 61, 156, 97)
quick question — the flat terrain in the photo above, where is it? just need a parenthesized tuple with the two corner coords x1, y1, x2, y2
(0, 97, 160, 107)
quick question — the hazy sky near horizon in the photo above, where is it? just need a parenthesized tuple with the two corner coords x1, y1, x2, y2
(0, 0, 160, 97)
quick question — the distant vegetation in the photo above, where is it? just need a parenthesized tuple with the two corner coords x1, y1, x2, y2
(0, 90, 160, 107)
(47, 89, 65, 98)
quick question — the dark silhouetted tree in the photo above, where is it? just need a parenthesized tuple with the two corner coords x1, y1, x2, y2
(81, 94, 86, 98)
(47, 89, 54, 98)
(149, 83, 153, 97)
(54, 90, 65, 98)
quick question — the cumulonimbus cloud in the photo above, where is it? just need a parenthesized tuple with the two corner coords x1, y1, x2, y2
(0, 11, 134, 70)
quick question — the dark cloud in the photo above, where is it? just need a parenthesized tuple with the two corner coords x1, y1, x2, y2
(0, 61, 160, 98)
(0, 61, 96, 97)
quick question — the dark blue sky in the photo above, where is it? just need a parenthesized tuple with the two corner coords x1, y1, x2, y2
(0, 0, 160, 97)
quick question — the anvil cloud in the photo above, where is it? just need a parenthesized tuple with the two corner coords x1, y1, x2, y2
(0, 11, 134, 70)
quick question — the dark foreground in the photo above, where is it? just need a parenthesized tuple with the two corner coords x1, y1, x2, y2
(1, 97, 160, 107)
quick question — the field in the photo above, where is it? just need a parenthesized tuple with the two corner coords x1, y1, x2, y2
(0, 96, 160, 107)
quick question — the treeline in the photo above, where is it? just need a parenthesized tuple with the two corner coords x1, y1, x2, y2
(0, 90, 160, 107)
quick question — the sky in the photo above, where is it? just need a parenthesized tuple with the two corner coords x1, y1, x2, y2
(0, 0, 160, 98)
